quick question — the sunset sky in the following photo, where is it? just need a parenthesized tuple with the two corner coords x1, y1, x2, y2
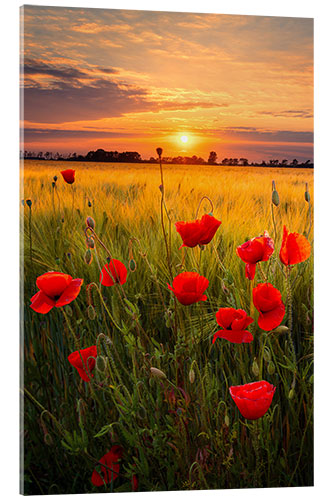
(21, 5, 313, 162)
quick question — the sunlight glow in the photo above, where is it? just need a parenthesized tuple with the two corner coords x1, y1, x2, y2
(180, 135, 188, 143)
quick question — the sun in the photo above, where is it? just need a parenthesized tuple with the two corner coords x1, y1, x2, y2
(180, 135, 188, 143)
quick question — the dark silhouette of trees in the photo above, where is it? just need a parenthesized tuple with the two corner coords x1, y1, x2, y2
(208, 151, 218, 164)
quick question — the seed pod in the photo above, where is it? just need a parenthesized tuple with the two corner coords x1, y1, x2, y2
(288, 388, 295, 400)
(26, 199, 32, 207)
(272, 190, 280, 206)
(156, 147, 163, 158)
(44, 433, 53, 446)
(65, 305, 72, 317)
(86, 236, 95, 249)
(251, 359, 259, 377)
(150, 367, 166, 379)
(87, 304, 96, 320)
(189, 369, 195, 384)
(84, 248, 92, 265)
(263, 347, 271, 363)
(96, 355, 107, 373)
(137, 405, 147, 420)
(305, 183, 310, 203)
(267, 361, 275, 375)
(86, 216, 95, 229)
(273, 325, 289, 335)
(129, 259, 137, 272)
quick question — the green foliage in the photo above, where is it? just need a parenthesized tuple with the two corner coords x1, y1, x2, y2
(22, 162, 313, 494)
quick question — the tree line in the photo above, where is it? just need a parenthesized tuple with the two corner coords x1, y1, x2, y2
(21, 149, 314, 168)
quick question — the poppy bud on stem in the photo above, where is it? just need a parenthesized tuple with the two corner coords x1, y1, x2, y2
(270, 180, 278, 243)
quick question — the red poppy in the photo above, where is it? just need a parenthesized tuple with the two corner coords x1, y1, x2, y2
(236, 231, 274, 280)
(213, 307, 254, 344)
(253, 282, 285, 331)
(30, 272, 83, 314)
(175, 214, 221, 249)
(279, 225, 311, 266)
(60, 169, 75, 184)
(100, 259, 127, 286)
(229, 380, 276, 420)
(91, 446, 123, 487)
(68, 345, 97, 382)
(167, 272, 209, 305)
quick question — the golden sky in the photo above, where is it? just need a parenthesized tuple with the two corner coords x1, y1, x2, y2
(21, 6, 313, 162)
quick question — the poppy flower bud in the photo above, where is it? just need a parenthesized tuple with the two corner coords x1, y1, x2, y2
(263, 347, 271, 363)
(96, 355, 107, 373)
(267, 361, 275, 375)
(288, 388, 295, 400)
(53, 175, 57, 182)
(129, 259, 137, 272)
(55, 257, 60, 265)
(52, 181, 56, 188)
(272, 325, 289, 335)
(26, 199, 32, 207)
(272, 190, 280, 206)
(224, 414, 230, 427)
(87, 304, 96, 320)
(86, 216, 95, 229)
(44, 433, 53, 446)
(88, 200, 92, 207)
(65, 305, 73, 317)
(86, 236, 95, 249)
(150, 367, 167, 379)
(189, 368, 195, 384)
(159, 184, 164, 194)
(251, 359, 259, 377)
(156, 147, 163, 158)
(137, 405, 147, 420)
(84, 249, 92, 265)
(305, 183, 310, 203)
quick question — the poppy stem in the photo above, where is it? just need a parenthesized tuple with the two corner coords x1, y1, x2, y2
(306, 201, 312, 239)
(158, 156, 173, 281)
(271, 201, 278, 245)
(28, 203, 33, 270)
(194, 196, 214, 219)
(252, 420, 263, 487)
(286, 266, 297, 390)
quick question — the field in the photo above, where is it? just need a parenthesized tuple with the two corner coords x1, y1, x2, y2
(21, 160, 314, 494)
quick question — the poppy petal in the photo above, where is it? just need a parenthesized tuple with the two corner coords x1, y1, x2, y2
(30, 290, 55, 314)
(56, 278, 83, 307)
(213, 329, 253, 344)
(245, 263, 256, 280)
(258, 302, 286, 331)
(37, 272, 72, 299)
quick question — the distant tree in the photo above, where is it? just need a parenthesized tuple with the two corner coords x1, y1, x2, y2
(232, 158, 239, 166)
(208, 151, 218, 164)
(221, 158, 229, 165)
(239, 158, 249, 166)
(281, 159, 288, 166)
(290, 159, 299, 166)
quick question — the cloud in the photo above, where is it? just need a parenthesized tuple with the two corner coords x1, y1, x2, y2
(218, 127, 313, 143)
(23, 128, 139, 140)
(258, 110, 313, 119)
(24, 58, 87, 80)
(23, 79, 151, 123)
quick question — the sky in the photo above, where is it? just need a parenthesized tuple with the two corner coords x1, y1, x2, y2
(21, 5, 313, 162)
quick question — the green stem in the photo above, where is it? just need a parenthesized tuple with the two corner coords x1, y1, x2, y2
(286, 266, 297, 390)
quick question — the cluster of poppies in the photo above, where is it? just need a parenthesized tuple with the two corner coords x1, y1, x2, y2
(28, 173, 312, 484)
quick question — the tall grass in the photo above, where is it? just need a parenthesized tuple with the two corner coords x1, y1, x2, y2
(22, 160, 313, 494)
